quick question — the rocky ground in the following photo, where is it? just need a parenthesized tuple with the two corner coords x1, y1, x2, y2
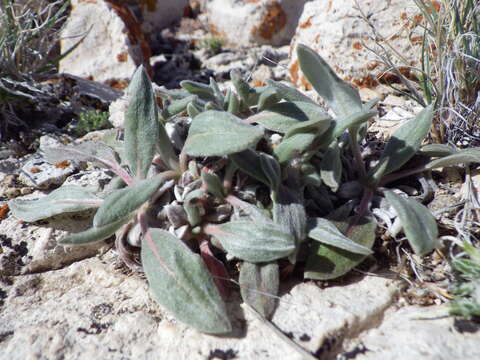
(1, 0, 479, 359)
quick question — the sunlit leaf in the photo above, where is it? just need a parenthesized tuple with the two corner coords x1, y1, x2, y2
(384, 191, 438, 255)
(9, 186, 101, 222)
(320, 141, 342, 192)
(205, 221, 295, 263)
(124, 66, 159, 178)
(305, 216, 376, 280)
(296, 44, 362, 117)
(265, 79, 316, 104)
(93, 175, 165, 227)
(60, 216, 129, 245)
(425, 148, 480, 169)
(239, 261, 279, 319)
(230, 149, 280, 190)
(249, 101, 329, 133)
(142, 229, 231, 334)
(184, 111, 264, 157)
(419, 144, 457, 157)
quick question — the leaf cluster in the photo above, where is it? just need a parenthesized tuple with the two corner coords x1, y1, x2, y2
(9, 45, 480, 333)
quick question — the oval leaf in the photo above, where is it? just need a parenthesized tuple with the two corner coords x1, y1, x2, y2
(239, 262, 279, 320)
(305, 216, 376, 280)
(93, 175, 165, 227)
(230, 149, 280, 190)
(184, 111, 264, 157)
(60, 217, 129, 245)
(9, 186, 101, 222)
(249, 101, 330, 134)
(425, 148, 480, 169)
(384, 191, 439, 255)
(369, 104, 434, 184)
(307, 217, 373, 255)
(142, 229, 231, 334)
(296, 44, 362, 117)
(419, 144, 457, 157)
(125, 66, 160, 178)
(265, 79, 316, 104)
(320, 142, 342, 192)
(205, 221, 295, 263)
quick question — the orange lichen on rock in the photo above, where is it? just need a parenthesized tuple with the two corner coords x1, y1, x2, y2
(0, 204, 9, 220)
(353, 74, 379, 89)
(299, 16, 313, 29)
(117, 51, 128, 62)
(289, 59, 312, 90)
(253, 1, 287, 40)
(30, 167, 41, 173)
(54, 161, 71, 169)
(352, 41, 363, 50)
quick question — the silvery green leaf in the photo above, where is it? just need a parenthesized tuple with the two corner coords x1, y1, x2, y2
(425, 148, 480, 169)
(225, 195, 272, 224)
(274, 132, 316, 163)
(307, 217, 373, 255)
(180, 80, 216, 102)
(231, 69, 258, 106)
(249, 101, 330, 133)
(60, 216, 129, 245)
(384, 191, 439, 255)
(320, 141, 342, 192)
(284, 117, 332, 139)
(205, 221, 295, 263)
(201, 170, 226, 199)
(161, 95, 198, 120)
(142, 229, 231, 334)
(419, 144, 457, 157)
(124, 66, 159, 178)
(296, 44, 362, 117)
(272, 185, 307, 263)
(305, 216, 376, 280)
(209, 77, 225, 105)
(230, 150, 281, 190)
(332, 109, 377, 138)
(183, 188, 205, 227)
(9, 186, 101, 222)
(226, 89, 240, 114)
(368, 104, 434, 185)
(257, 87, 280, 111)
(301, 163, 322, 187)
(239, 262, 279, 319)
(265, 79, 316, 104)
(93, 175, 165, 227)
(184, 111, 264, 157)
(187, 101, 201, 118)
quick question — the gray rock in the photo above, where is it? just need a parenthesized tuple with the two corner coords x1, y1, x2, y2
(205, 0, 311, 47)
(341, 305, 480, 360)
(289, 0, 422, 88)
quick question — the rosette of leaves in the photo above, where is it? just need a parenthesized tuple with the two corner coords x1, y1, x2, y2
(9, 45, 480, 333)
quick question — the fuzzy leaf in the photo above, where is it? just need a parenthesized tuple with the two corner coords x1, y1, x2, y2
(249, 101, 329, 133)
(184, 111, 264, 157)
(9, 186, 101, 222)
(307, 218, 373, 255)
(93, 176, 165, 227)
(272, 185, 307, 263)
(274, 133, 315, 164)
(296, 44, 362, 117)
(305, 216, 376, 280)
(320, 142, 342, 192)
(257, 87, 280, 111)
(230, 150, 280, 190)
(265, 79, 316, 104)
(384, 191, 439, 255)
(239, 262, 279, 320)
(332, 109, 377, 138)
(60, 217, 129, 245)
(124, 66, 159, 178)
(201, 170, 226, 199)
(425, 148, 480, 169)
(419, 144, 457, 157)
(142, 229, 231, 334)
(180, 80, 216, 102)
(231, 69, 258, 106)
(205, 221, 295, 263)
(161, 95, 198, 120)
(368, 104, 433, 184)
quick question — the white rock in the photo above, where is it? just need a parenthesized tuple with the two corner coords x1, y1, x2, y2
(138, 0, 189, 35)
(205, 0, 311, 47)
(18, 155, 78, 189)
(342, 305, 480, 359)
(289, 0, 422, 89)
(60, 0, 151, 88)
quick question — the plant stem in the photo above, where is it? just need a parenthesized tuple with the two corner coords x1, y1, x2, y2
(349, 126, 367, 180)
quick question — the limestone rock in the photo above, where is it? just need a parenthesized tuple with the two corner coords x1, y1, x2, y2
(205, 0, 311, 47)
(342, 305, 480, 359)
(289, 0, 422, 89)
(60, 0, 151, 89)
